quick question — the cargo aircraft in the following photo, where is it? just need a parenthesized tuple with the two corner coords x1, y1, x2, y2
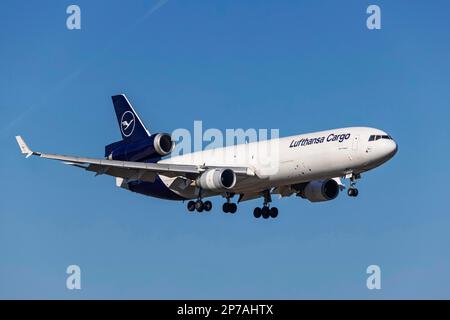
(16, 95, 398, 219)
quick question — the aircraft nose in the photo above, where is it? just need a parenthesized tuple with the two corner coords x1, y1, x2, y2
(386, 139, 398, 158)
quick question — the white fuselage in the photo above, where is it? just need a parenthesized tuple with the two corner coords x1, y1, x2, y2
(158, 127, 398, 199)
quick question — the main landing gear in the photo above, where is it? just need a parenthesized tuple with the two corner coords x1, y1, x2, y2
(253, 190, 279, 219)
(187, 191, 238, 214)
(186, 190, 281, 219)
(187, 199, 212, 213)
(222, 193, 237, 214)
(347, 173, 360, 197)
(223, 202, 237, 214)
(187, 189, 212, 213)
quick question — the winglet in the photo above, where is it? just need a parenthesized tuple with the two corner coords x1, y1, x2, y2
(15, 136, 35, 158)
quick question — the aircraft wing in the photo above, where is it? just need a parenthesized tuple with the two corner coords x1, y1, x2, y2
(15, 136, 254, 183)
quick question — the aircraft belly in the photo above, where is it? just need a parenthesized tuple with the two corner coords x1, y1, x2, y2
(127, 175, 186, 200)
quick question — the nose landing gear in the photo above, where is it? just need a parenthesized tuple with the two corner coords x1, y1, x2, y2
(347, 188, 359, 197)
(347, 173, 360, 197)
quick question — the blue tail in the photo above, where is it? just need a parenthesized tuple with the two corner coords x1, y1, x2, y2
(112, 94, 150, 142)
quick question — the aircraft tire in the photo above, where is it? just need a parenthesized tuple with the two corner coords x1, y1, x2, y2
(203, 200, 212, 212)
(262, 206, 270, 219)
(187, 201, 196, 212)
(195, 200, 204, 212)
(270, 207, 278, 218)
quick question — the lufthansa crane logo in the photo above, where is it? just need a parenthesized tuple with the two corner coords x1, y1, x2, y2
(120, 111, 135, 137)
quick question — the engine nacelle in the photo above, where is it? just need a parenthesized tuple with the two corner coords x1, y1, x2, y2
(196, 168, 236, 191)
(296, 179, 340, 202)
(152, 133, 175, 156)
(105, 133, 175, 161)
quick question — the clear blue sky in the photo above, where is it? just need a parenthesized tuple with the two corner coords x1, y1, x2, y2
(1, 0, 450, 299)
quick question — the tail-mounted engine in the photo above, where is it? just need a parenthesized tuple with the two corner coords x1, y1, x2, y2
(105, 133, 175, 161)
(152, 133, 175, 156)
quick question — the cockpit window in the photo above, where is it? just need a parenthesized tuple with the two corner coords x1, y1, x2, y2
(369, 134, 392, 141)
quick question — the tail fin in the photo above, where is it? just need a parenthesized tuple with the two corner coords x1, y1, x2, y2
(112, 94, 150, 141)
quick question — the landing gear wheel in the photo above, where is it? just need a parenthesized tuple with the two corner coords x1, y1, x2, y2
(347, 173, 360, 197)
(187, 201, 196, 212)
(223, 202, 237, 213)
(253, 207, 262, 218)
(261, 206, 270, 219)
(270, 207, 279, 218)
(203, 200, 212, 212)
(195, 200, 204, 212)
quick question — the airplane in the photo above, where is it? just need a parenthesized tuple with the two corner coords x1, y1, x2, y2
(15, 94, 398, 219)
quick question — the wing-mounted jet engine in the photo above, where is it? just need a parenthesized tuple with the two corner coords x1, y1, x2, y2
(293, 179, 341, 202)
(196, 168, 237, 191)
